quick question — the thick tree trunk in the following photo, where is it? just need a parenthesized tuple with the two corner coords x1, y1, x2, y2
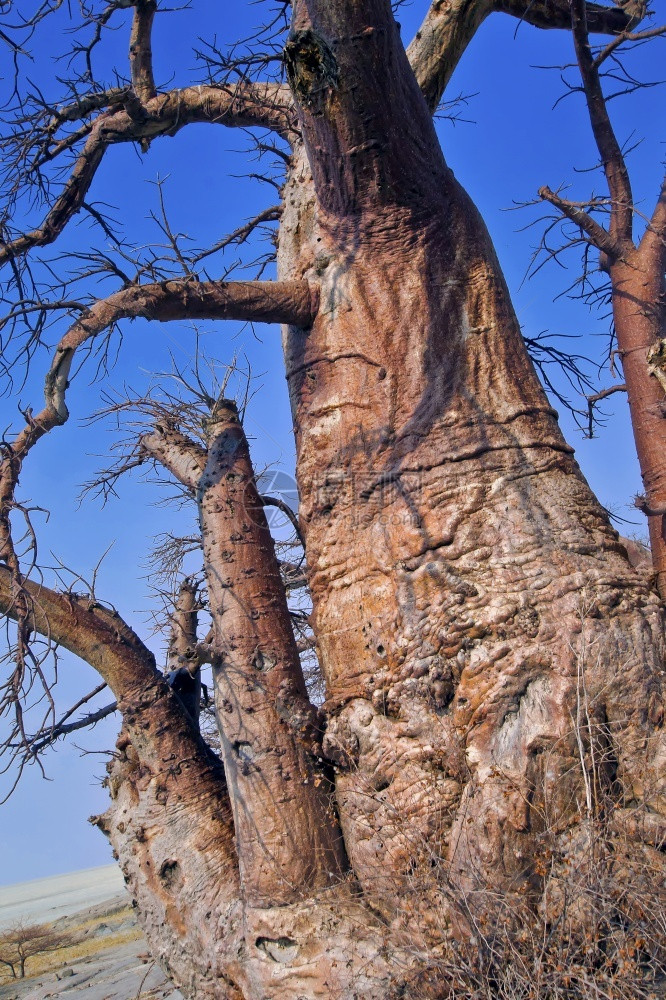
(50, 3, 666, 997)
(274, 0, 665, 946)
(278, 142, 665, 932)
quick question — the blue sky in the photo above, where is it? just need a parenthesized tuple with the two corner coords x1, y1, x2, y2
(0, 1, 663, 884)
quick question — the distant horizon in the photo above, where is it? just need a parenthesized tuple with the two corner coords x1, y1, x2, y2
(0, 861, 119, 891)
(0, 862, 126, 929)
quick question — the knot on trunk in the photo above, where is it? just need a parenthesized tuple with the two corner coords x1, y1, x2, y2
(284, 29, 338, 113)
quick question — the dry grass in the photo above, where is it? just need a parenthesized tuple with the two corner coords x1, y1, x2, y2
(0, 906, 142, 985)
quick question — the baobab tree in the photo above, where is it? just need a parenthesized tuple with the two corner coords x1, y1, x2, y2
(0, 2, 665, 999)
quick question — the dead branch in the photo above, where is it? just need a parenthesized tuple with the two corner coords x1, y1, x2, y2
(0, 127, 109, 267)
(538, 186, 624, 259)
(594, 22, 666, 68)
(1, 277, 316, 528)
(570, 0, 635, 246)
(0, 82, 293, 267)
(586, 382, 627, 437)
(25, 699, 118, 755)
(407, 0, 643, 115)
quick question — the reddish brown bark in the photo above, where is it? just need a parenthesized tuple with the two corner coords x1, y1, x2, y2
(611, 239, 666, 596)
(0, 2, 664, 998)
(277, 0, 665, 932)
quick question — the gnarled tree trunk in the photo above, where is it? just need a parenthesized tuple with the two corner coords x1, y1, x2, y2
(1, 1, 664, 997)
(99, 5, 665, 994)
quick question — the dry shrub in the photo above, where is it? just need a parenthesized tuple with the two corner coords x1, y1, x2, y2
(389, 769, 665, 998)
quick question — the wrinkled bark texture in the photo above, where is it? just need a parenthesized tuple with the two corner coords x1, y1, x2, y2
(16, 1, 666, 998)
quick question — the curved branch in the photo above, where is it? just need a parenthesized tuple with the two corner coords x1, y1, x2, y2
(0, 567, 158, 703)
(407, 0, 491, 114)
(9, 277, 316, 458)
(1, 82, 293, 267)
(407, 0, 642, 116)
(494, 0, 642, 34)
(0, 127, 108, 267)
(260, 494, 305, 547)
(0, 277, 317, 570)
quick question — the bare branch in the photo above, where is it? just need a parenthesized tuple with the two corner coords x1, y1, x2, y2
(261, 494, 305, 548)
(1, 82, 293, 267)
(141, 422, 207, 491)
(0, 276, 316, 608)
(27, 699, 118, 755)
(586, 382, 627, 437)
(3, 278, 315, 472)
(538, 185, 624, 259)
(407, 0, 490, 114)
(494, 0, 644, 35)
(0, 566, 158, 703)
(47, 88, 130, 126)
(595, 22, 666, 68)
(193, 205, 282, 265)
(0, 127, 109, 267)
(570, 0, 635, 245)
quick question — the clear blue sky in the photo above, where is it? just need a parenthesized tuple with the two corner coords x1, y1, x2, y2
(0, 1, 663, 885)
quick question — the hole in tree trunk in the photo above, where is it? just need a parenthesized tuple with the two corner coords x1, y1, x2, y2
(255, 937, 300, 963)
(158, 859, 180, 887)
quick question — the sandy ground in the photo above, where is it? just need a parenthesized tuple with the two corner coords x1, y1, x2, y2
(0, 868, 183, 1000)
(0, 867, 126, 928)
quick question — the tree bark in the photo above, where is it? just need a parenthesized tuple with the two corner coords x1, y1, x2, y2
(196, 400, 346, 905)
(610, 240, 666, 598)
(2, 2, 665, 997)
(277, 0, 666, 932)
